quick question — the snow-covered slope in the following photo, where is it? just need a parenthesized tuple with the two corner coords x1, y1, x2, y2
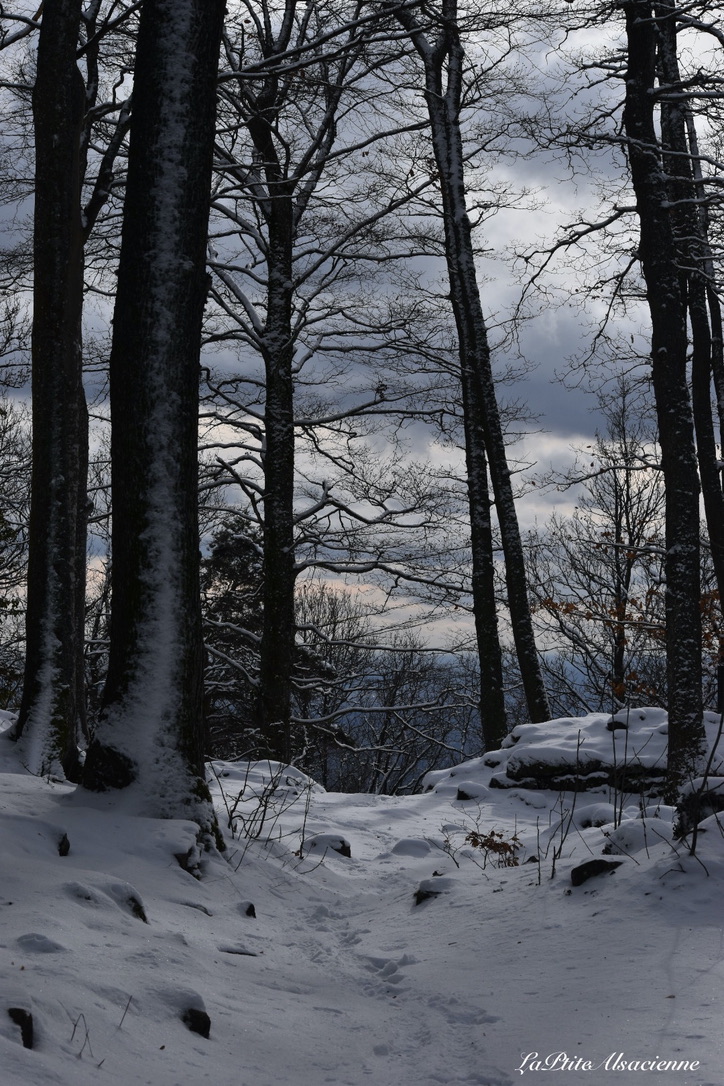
(1, 716, 723, 1086)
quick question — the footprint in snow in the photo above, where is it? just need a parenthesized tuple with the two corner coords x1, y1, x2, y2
(361, 953, 415, 994)
(307, 904, 364, 945)
(427, 992, 499, 1026)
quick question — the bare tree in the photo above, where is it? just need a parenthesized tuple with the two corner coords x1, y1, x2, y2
(307, 630, 480, 795)
(386, 0, 550, 746)
(655, 1, 724, 711)
(529, 388, 669, 714)
(621, 0, 706, 791)
(517, 0, 718, 790)
(203, 0, 449, 760)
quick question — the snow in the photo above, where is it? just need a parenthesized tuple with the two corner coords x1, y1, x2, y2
(468, 707, 724, 790)
(1, 709, 723, 1086)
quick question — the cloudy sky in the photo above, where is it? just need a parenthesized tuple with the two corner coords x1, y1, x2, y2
(0, 3, 652, 538)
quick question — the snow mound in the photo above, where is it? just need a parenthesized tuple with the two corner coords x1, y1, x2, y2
(303, 832, 352, 858)
(424, 708, 724, 795)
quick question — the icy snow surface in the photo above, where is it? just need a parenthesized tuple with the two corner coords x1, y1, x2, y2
(1, 710, 723, 1086)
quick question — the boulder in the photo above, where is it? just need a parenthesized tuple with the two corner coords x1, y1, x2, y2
(570, 859, 624, 887)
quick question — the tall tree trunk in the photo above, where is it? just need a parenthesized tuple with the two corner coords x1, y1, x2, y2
(257, 195, 297, 763)
(685, 107, 724, 708)
(665, 65, 724, 711)
(656, 2, 724, 611)
(622, 0, 705, 794)
(16, 0, 88, 780)
(235, 7, 352, 762)
(392, 0, 550, 746)
(243, 73, 298, 763)
(83, 0, 225, 830)
(464, 425, 507, 744)
(611, 476, 633, 706)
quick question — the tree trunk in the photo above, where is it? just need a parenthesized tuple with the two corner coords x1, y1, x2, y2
(610, 474, 634, 706)
(246, 95, 298, 763)
(657, 28, 724, 706)
(622, 0, 705, 794)
(83, 0, 225, 829)
(393, 0, 550, 745)
(257, 237, 297, 762)
(16, 0, 88, 780)
(656, 2, 724, 608)
(464, 425, 507, 746)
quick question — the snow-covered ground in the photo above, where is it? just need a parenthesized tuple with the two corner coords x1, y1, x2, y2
(1, 710, 723, 1086)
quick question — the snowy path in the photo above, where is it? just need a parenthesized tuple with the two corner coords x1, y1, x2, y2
(222, 787, 724, 1086)
(2, 741, 724, 1085)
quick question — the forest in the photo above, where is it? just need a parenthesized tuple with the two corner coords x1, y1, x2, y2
(0, 0, 722, 827)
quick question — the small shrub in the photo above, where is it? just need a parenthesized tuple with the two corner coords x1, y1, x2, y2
(464, 828, 522, 868)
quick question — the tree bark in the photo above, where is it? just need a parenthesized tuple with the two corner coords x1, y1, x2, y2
(83, 0, 225, 829)
(16, 0, 88, 780)
(622, 0, 705, 794)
